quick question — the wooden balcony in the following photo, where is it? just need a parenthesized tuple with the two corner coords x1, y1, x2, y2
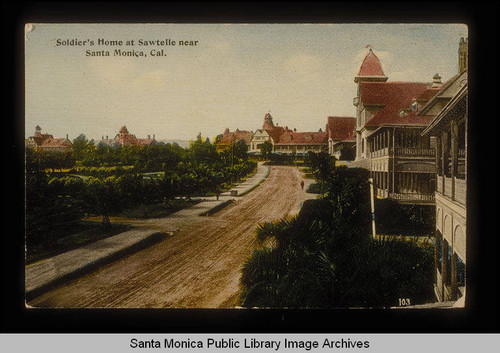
(437, 175, 466, 205)
(370, 147, 435, 159)
(393, 147, 435, 157)
(388, 192, 435, 204)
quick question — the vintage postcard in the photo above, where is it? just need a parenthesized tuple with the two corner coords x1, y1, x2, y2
(24, 23, 468, 309)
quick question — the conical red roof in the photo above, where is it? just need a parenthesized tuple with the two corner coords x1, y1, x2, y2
(357, 48, 386, 78)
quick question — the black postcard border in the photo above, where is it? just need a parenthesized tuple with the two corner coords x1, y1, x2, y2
(3, 1, 499, 333)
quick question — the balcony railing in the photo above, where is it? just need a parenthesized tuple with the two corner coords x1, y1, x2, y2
(388, 192, 435, 204)
(370, 147, 389, 158)
(393, 147, 435, 157)
(370, 147, 435, 158)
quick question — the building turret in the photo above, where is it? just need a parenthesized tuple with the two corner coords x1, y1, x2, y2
(354, 46, 388, 160)
(354, 46, 388, 83)
(263, 113, 275, 130)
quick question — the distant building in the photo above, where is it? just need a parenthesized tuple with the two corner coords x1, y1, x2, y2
(273, 130, 328, 156)
(26, 125, 72, 152)
(249, 113, 290, 154)
(326, 116, 356, 160)
(215, 128, 253, 152)
(99, 125, 156, 147)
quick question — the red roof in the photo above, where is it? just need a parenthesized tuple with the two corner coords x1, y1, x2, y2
(135, 138, 156, 146)
(268, 127, 286, 143)
(361, 81, 429, 106)
(219, 129, 253, 145)
(31, 134, 53, 146)
(357, 49, 386, 78)
(327, 116, 356, 141)
(275, 131, 327, 145)
(41, 137, 72, 148)
(416, 87, 441, 103)
(370, 111, 434, 127)
(361, 81, 432, 127)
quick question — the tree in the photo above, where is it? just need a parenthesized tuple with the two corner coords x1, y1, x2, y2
(233, 139, 249, 161)
(72, 134, 95, 162)
(83, 177, 121, 227)
(260, 140, 273, 160)
(240, 167, 434, 308)
(339, 145, 356, 161)
(324, 166, 371, 224)
(305, 151, 336, 197)
(188, 136, 218, 166)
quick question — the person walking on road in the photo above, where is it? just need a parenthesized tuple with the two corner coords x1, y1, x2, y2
(300, 180, 304, 190)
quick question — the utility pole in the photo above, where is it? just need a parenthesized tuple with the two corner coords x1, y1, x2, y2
(369, 177, 376, 238)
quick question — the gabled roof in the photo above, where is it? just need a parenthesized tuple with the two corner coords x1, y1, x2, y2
(327, 116, 356, 142)
(361, 81, 429, 107)
(275, 131, 327, 145)
(418, 72, 466, 116)
(41, 137, 72, 148)
(355, 48, 388, 82)
(135, 138, 156, 146)
(264, 126, 286, 143)
(416, 87, 442, 103)
(366, 112, 435, 128)
(219, 129, 253, 145)
(422, 83, 468, 136)
(361, 81, 431, 128)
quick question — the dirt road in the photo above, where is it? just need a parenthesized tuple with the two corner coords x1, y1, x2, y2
(28, 166, 315, 308)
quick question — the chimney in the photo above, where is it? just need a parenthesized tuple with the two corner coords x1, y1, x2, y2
(432, 73, 442, 88)
(66, 134, 69, 140)
(148, 135, 150, 139)
(459, 37, 468, 74)
(153, 134, 155, 140)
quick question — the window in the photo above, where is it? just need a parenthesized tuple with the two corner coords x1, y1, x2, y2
(456, 255, 466, 287)
(457, 120, 466, 179)
(437, 136, 443, 176)
(437, 232, 443, 272)
(445, 243, 452, 285)
(444, 131, 452, 177)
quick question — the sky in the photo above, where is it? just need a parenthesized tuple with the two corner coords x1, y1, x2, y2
(25, 23, 468, 142)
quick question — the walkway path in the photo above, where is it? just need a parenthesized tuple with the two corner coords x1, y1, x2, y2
(27, 165, 315, 308)
(25, 163, 270, 299)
